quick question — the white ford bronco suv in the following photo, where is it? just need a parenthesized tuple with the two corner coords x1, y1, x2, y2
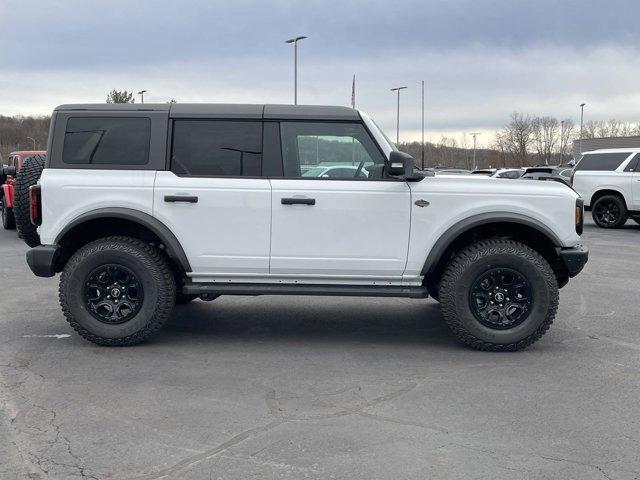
(25, 103, 588, 350)
(571, 148, 640, 228)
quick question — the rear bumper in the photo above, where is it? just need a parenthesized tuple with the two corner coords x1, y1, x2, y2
(559, 244, 589, 277)
(26, 245, 59, 277)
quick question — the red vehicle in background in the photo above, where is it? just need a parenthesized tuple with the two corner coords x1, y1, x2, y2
(1, 151, 47, 229)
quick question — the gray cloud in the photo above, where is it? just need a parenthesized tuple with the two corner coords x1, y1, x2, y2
(1, 0, 639, 143)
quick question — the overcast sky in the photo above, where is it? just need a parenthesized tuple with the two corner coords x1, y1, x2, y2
(1, 0, 639, 144)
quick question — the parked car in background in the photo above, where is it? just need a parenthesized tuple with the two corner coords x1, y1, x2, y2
(433, 168, 472, 175)
(471, 168, 497, 176)
(571, 148, 640, 228)
(492, 168, 525, 179)
(1, 151, 47, 229)
(520, 166, 571, 186)
(302, 164, 369, 178)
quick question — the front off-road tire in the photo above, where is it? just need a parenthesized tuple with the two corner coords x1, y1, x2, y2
(14, 155, 45, 247)
(59, 236, 176, 346)
(591, 194, 627, 229)
(439, 239, 558, 351)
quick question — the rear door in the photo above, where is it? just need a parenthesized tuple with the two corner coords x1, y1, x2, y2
(626, 153, 640, 209)
(154, 119, 272, 277)
(269, 121, 411, 280)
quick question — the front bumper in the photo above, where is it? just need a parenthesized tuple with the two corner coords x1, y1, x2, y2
(559, 244, 589, 277)
(26, 245, 59, 277)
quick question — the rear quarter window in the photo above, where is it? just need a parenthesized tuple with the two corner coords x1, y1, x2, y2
(575, 152, 631, 171)
(62, 117, 151, 165)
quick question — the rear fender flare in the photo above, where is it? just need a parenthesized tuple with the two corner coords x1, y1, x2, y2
(54, 207, 192, 272)
(2, 183, 14, 207)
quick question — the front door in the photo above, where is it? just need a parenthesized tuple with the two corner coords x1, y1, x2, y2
(154, 119, 271, 277)
(269, 121, 411, 280)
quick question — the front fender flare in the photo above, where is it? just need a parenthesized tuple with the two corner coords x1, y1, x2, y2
(420, 212, 563, 276)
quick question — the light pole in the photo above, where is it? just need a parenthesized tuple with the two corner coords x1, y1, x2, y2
(471, 132, 481, 170)
(285, 36, 307, 105)
(26, 137, 36, 150)
(421, 80, 425, 169)
(579, 103, 586, 155)
(390, 86, 407, 145)
(138, 90, 147, 104)
(560, 120, 565, 164)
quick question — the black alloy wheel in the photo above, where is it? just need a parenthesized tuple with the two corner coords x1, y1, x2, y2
(591, 195, 627, 229)
(84, 265, 144, 324)
(469, 268, 532, 330)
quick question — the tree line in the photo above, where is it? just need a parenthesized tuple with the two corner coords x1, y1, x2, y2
(400, 114, 640, 170)
(0, 115, 50, 159)
(2, 90, 639, 168)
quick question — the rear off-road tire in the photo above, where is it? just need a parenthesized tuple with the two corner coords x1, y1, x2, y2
(591, 194, 627, 229)
(14, 155, 45, 246)
(59, 236, 176, 346)
(439, 239, 558, 351)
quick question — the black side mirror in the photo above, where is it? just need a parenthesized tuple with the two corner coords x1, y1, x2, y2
(386, 151, 417, 179)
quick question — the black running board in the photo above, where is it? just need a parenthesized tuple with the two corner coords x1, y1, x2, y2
(183, 283, 429, 299)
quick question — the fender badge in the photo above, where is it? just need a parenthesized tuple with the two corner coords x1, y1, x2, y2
(414, 199, 430, 207)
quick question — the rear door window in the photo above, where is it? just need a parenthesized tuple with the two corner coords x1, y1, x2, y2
(171, 120, 262, 176)
(575, 152, 631, 171)
(62, 117, 151, 165)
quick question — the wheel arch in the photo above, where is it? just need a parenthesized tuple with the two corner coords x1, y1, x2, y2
(590, 188, 628, 208)
(54, 208, 191, 273)
(421, 213, 567, 294)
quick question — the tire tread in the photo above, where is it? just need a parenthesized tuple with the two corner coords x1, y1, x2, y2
(439, 239, 559, 351)
(59, 236, 175, 346)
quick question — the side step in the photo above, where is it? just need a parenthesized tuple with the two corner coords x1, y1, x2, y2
(183, 283, 429, 299)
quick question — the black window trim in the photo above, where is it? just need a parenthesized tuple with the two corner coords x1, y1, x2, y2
(624, 153, 640, 172)
(48, 111, 166, 171)
(168, 118, 267, 179)
(576, 152, 634, 172)
(61, 115, 152, 167)
(165, 117, 401, 182)
(275, 118, 399, 182)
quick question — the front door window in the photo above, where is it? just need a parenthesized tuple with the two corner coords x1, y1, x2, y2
(280, 122, 386, 179)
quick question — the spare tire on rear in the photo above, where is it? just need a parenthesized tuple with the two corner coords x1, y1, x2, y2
(14, 155, 45, 247)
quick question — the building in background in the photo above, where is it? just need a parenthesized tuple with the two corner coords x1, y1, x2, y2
(573, 136, 640, 159)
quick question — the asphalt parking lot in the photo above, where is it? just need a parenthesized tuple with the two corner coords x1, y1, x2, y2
(1, 218, 639, 480)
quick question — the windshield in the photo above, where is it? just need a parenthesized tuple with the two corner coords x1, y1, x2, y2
(359, 111, 396, 155)
(371, 119, 397, 151)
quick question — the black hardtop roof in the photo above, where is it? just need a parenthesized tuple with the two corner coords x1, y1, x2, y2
(53, 103, 360, 121)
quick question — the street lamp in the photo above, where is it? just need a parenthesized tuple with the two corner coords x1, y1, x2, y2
(560, 120, 565, 164)
(138, 90, 147, 104)
(579, 103, 586, 155)
(26, 136, 36, 150)
(285, 36, 307, 105)
(471, 132, 481, 170)
(421, 80, 425, 169)
(390, 86, 407, 145)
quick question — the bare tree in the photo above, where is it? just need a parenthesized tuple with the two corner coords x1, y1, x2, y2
(532, 116, 559, 165)
(559, 119, 575, 163)
(498, 113, 534, 167)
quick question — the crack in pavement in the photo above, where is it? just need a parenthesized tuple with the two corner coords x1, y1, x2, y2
(130, 383, 418, 480)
